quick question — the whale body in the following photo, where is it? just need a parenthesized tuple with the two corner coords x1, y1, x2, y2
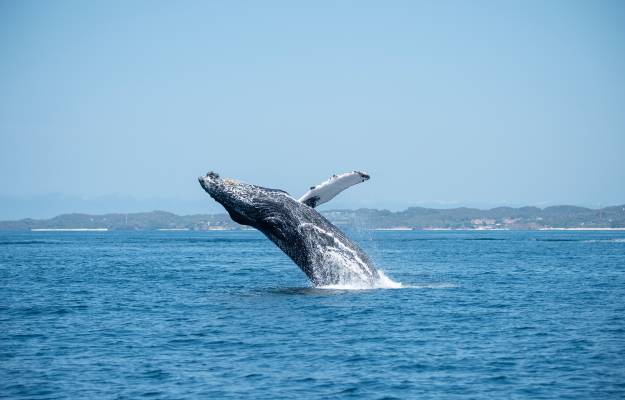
(198, 172, 379, 286)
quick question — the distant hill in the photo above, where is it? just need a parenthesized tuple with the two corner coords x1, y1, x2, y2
(323, 205, 625, 229)
(0, 211, 237, 231)
(1, 205, 624, 231)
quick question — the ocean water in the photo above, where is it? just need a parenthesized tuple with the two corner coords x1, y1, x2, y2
(1, 229, 624, 399)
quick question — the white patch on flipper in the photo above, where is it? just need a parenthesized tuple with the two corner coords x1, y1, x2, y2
(299, 171, 369, 208)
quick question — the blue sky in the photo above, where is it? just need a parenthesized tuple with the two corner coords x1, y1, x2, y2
(1, 1, 624, 218)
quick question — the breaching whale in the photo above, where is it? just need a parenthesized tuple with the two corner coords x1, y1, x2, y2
(198, 171, 379, 286)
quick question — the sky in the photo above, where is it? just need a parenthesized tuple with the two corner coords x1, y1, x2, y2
(1, 1, 624, 219)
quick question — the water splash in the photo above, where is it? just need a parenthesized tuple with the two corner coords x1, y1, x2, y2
(316, 269, 460, 291)
(317, 270, 403, 290)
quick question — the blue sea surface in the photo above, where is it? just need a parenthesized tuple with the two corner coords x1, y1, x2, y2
(1, 230, 625, 399)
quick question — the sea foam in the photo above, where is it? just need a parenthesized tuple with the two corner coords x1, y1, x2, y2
(317, 269, 403, 290)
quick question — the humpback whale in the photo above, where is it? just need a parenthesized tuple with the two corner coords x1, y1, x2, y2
(198, 171, 380, 286)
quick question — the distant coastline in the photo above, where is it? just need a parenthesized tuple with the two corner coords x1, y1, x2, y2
(539, 227, 625, 231)
(30, 228, 109, 232)
(2, 205, 624, 231)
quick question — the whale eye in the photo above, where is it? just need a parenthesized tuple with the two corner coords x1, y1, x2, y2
(310, 186, 316, 190)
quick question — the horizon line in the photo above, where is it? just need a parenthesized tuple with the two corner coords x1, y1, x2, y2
(3, 203, 625, 223)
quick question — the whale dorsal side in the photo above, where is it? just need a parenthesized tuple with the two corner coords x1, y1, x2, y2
(298, 171, 370, 208)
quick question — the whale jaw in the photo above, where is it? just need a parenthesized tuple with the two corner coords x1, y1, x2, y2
(198, 173, 258, 226)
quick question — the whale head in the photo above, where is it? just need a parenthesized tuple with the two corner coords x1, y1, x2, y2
(198, 171, 291, 227)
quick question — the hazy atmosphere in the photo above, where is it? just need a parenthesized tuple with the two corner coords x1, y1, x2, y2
(3, 3, 625, 399)
(1, 1, 624, 219)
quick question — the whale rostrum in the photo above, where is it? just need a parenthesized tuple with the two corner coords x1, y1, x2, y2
(198, 172, 379, 286)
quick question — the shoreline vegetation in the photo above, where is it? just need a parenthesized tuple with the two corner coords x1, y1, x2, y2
(1, 205, 624, 231)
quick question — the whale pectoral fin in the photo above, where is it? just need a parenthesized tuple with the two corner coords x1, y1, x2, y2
(298, 171, 370, 208)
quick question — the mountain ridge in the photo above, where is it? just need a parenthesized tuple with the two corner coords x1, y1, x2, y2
(1, 205, 624, 231)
